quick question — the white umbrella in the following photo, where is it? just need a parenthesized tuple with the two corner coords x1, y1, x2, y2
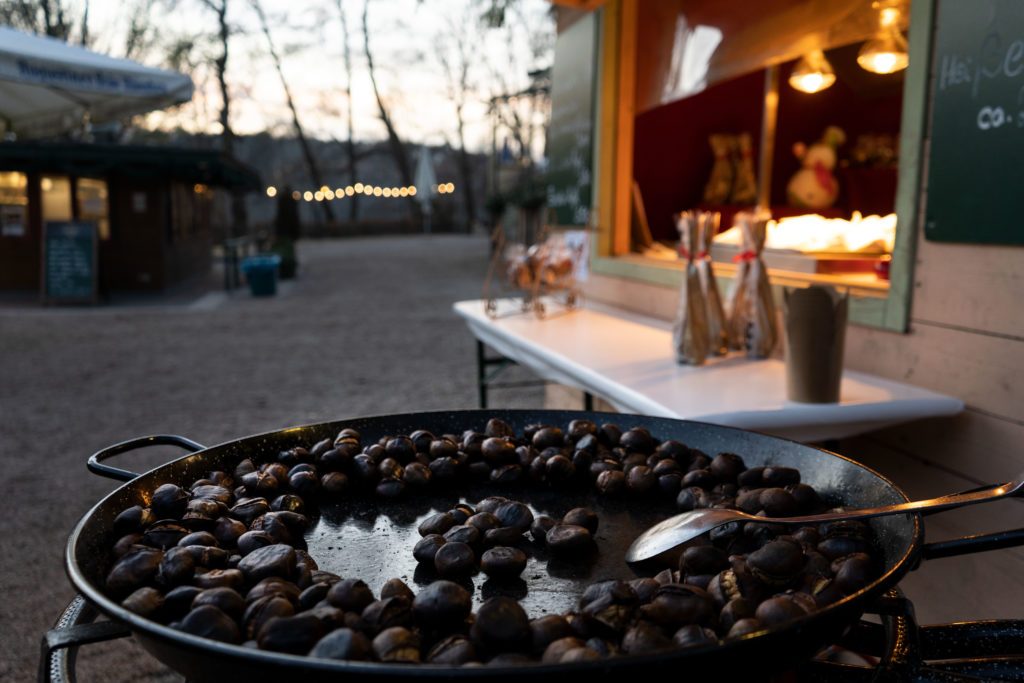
(413, 145, 437, 233)
(0, 26, 193, 138)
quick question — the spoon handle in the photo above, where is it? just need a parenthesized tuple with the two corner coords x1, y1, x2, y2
(779, 480, 1018, 526)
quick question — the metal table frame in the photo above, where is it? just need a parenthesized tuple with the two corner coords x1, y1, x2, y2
(476, 340, 593, 411)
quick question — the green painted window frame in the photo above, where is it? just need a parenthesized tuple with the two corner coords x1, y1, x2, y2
(590, 0, 935, 333)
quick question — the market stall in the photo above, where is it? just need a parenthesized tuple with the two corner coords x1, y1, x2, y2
(0, 142, 259, 295)
(0, 27, 259, 297)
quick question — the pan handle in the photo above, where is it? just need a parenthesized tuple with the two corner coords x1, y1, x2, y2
(87, 435, 206, 482)
(38, 595, 131, 683)
(921, 527, 1024, 562)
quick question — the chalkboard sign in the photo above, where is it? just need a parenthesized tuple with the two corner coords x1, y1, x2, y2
(546, 12, 598, 226)
(925, 0, 1024, 245)
(43, 221, 98, 303)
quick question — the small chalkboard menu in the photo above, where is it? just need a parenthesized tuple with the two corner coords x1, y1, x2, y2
(546, 12, 598, 227)
(925, 0, 1024, 245)
(43, 221, 98, 304)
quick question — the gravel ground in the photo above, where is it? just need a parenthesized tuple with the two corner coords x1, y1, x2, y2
(0, 235, 543, 682)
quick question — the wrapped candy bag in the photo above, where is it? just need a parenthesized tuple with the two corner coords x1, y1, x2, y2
(726, 213, 753, 350)
(672, 212, 710, 365)
(740, 211, 778, 358)
(695, 212, 729, 356)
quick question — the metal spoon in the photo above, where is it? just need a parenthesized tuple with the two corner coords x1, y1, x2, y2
(625, 471, 1024, 563)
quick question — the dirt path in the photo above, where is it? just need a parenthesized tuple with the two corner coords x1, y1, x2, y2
(0, 235, 542, 682)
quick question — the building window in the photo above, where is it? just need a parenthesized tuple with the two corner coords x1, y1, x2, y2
(41, 175, 73, 224)
(76, 178, 111, 240)
(0, 171, 28, 237)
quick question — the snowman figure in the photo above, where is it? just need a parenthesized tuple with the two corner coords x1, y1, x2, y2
(787, 126, 846, 209)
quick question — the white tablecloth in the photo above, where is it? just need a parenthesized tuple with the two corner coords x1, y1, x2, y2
(454, 299, 963, 442)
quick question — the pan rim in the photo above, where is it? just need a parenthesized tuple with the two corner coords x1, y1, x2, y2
(65, 409, 924, 676)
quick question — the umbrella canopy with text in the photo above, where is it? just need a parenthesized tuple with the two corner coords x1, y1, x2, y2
(0, 26, 193, 137)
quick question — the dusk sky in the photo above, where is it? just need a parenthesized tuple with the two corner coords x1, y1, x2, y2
(82, 0, 554, 153)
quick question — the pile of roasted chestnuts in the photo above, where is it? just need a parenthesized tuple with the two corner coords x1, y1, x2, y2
(414, 497, 598, 581)
(104, 417, 878, 666)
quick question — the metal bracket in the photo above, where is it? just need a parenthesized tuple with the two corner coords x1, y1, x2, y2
(475, 340, 593, 410)
(39, 595, 131, 683)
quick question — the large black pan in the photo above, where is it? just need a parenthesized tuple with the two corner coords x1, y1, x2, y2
(62, 410, 930, 681)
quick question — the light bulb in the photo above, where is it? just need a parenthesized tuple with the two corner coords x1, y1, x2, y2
(858, 6, 908, 74)
(789, 50, 836, 94)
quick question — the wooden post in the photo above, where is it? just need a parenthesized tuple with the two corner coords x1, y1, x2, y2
(756, 65, 780, 212)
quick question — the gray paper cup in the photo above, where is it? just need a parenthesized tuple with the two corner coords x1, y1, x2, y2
(783, 286, 848, 403)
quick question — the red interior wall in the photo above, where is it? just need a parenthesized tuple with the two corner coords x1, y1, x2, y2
(632, 70, 764, 241)
(773, 44, 904, 214)
(633, 44, 904, 242)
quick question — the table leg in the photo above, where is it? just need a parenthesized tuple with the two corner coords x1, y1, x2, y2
(584, 392, 594, 411)
(477, 340, 488, 409)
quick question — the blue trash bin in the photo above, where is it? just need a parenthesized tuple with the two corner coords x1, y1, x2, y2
(241, 254, 282, 297)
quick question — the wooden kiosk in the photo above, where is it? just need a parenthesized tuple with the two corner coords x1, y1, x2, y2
(0, 142, 259, 296)
(541, 0, 1024, 619)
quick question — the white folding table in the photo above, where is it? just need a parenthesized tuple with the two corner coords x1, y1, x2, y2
(454, 299, 963, 443)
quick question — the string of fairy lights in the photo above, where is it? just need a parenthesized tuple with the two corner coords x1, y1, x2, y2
(265, 182, 456, 202)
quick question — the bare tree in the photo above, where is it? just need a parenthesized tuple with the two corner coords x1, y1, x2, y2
(198, 0, 249, 238)
(436, 9, 479, 232)
(334, 0, 359, 222)
(0, 0, 84, 41)
(123, 0, 155, 60)
(251, 0, 333, 222)
(479, 0, 553, 167)
(361, 0, 420, 223)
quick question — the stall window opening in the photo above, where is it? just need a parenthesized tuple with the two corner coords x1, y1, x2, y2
(618, 0, 912, 299)
(0, 171, 28, 238)
(41, 175, 111, 241)
(76, 178, 111, 241)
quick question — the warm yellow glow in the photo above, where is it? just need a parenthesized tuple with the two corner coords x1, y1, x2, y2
(345, 186, 355, 196)
(363, 185, 374, 196)
(372, 187, 382, 197)
(0, 171, 27, 190)
(41, 177, 53, 191)
(320, 185, 329, 193)
(335, 188, 344, 196)
(857, 44, 908, 74)
(409, 186, 417, 196)
(399, 187, 409, 197)
(193, 183, 207, 194)
(265, 186, 277, 198)
(324, 189, 335, 200)
(858, 6, 908, 74)
(303, 191, 313, 201)
(445, 183, 455, 193)
(292, 190, 301, 200)
(714, 212, 897, 254)
(789, 71, 836, 94)
(382, 187, 393, 197)
(354, 182, 364, 192)
(315, 191, 324, 201)
(789, 50, 836, 94)
(437, 184, 446, 194)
